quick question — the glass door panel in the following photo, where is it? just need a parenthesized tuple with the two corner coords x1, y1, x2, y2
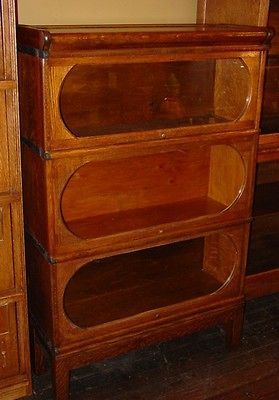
(60, 59, 250, 137)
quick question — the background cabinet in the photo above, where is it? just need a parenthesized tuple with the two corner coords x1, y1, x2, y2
(247, 0, 279, 298)
(0, 0, 31, 398)
(197, 0, 279, 299)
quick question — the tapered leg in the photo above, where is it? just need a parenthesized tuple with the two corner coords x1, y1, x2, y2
(52, 359, 70, 400)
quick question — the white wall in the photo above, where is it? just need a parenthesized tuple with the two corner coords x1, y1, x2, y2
(17, 0, 197, 25)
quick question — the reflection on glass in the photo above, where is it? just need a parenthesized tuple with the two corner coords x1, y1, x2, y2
(63, 233, 236, 328)
(60, 59, 249, 137)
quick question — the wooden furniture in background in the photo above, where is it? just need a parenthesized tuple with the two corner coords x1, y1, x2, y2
(197, 0, 279, 299)
(17, 24, 270, 399)
(196, 0, 269, 26)
(0, 0, 31, 399)
(246, 0, 279, 298)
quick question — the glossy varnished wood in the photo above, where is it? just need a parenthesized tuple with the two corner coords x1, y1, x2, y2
(25, 224, 249, 347)
(17, 24, 272, 54)
(18, 22, 269, 400)
(0, 0, 31, 398)
(22, 133, 257, 261)
(17, 24, 269, 153)
(18, 52, 263, 152)
(26, 225, 249, 400)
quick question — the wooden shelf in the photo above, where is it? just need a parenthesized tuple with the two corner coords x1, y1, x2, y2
(60, 142, 245, 242)
(65, 197, 225, 239)
(64, 238, 225, 328)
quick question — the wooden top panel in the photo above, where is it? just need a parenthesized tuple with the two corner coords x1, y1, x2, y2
(17, 23, 273, 58)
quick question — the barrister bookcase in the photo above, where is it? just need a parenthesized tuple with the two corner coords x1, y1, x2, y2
(17, 24, 270, 399)
(197, 0, 279, 300)
(0, 0, 31, 399)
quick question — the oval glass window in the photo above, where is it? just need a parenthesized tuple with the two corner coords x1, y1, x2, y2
(61, 144, 245, 240)
(63, 233, 237, 328)
(59, 59, 250, 137)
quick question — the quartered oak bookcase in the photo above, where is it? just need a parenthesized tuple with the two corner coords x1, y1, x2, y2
(17, 24, 270, 399)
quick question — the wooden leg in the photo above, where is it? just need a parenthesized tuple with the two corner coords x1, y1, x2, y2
(52, 359, 70, 400)
(30, 326, 47, 375)
(224, 307, 244, 349)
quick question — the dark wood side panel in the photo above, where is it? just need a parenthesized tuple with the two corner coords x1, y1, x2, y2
(18, 52, 46, 150)
(21, 143, 51, 253)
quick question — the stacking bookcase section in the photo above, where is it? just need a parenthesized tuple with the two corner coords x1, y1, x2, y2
(25, 224, 249, 359)
(22, 133, 256, 261)
(17, 24, 271, 400)
(17, 24, 269, 152)
(62, 229, 244, 331)
(59, 59, 251, 137)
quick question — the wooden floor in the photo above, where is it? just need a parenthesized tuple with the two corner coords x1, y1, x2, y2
(26, 293, 279, 400)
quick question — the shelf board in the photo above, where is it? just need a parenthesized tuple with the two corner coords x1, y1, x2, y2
(65, 196, 225, 239)
(64, 238, 222, 328)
